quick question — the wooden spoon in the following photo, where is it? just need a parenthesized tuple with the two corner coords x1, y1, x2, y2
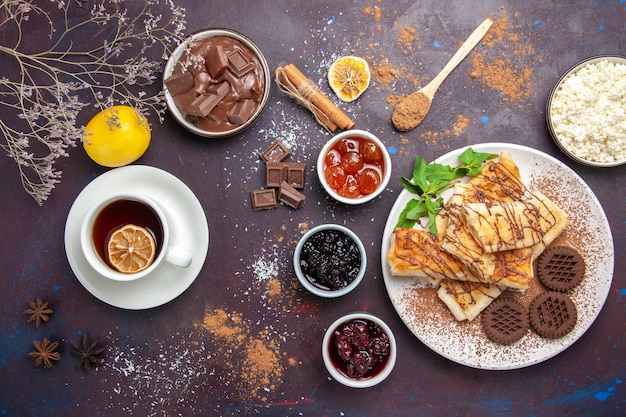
(392, 18, 493, 132)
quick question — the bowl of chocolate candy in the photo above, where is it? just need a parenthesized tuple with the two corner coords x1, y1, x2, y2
(293, 224, 366, 298)
(322, 312, 396, 388)
(163, 28, 270, 137)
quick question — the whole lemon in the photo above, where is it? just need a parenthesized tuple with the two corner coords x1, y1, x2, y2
(83, 105, 151, 167)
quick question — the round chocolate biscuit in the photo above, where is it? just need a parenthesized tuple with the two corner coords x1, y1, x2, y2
(529, 291, 577, 339)
(537, 246, 585, 292)
(482, 298, 529, 345)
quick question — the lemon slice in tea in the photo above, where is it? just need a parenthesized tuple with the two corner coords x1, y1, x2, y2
(328, 56, 371, 102)
(107, 224, 156, 273)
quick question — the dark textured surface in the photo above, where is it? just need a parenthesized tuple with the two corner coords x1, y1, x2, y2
(1, 1, 624, 416)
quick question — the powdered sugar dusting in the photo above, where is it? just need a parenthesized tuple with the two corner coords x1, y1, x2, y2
(382, 144, 614, 369)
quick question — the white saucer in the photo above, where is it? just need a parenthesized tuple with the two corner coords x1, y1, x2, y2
(65, 165, 209, 309)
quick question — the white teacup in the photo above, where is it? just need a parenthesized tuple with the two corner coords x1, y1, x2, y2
(80, 191, 192, 281)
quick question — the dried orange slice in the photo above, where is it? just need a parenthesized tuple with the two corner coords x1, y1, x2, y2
(328, 56, 371, 102)
(107, 224, 156, 273)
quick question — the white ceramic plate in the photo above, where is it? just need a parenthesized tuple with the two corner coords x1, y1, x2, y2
(381, 143, 614, 370)
(65, 165, 209, 309)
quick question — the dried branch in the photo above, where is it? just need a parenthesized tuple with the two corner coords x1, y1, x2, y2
(0, 0, 187, 204)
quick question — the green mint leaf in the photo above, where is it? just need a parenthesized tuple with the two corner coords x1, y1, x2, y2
(412, 156, 429, 191)
(400, 176, 423, 195)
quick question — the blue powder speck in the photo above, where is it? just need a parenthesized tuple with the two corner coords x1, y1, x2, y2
(535, 19, 541, 25)
(596, 392, 610, 401)
(433, 40, 441, 48)
(480, 115, 489, 124)
(619, 288, 626, 296)
(328, 17, 335, 25)
(388, 146, 397, 155)
(616, 379, 623, 384)
(599, 25, 605, 30)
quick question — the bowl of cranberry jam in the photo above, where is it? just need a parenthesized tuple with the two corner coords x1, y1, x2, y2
(317, 130, 391, 204)
(322, 312, 396, 388)
(293, 224, 366, 298)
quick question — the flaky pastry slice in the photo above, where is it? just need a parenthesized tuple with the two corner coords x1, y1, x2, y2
(437, 279, 503, 321)
(461, 191, 569, 253)
(387, 228, 475, 286)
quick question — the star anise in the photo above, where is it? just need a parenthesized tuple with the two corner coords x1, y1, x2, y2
(71, 333, 105, 371)
(29, 338, 61, 368)
(24, 297, 53, 328)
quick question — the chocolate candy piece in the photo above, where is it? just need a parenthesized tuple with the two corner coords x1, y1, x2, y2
(188, 94, 222, 117)
(266, 162, 287, 188)
(227, 99, 256, 125)
(260, 139, 291, 163)
(285, 162, 306, 189)
(207, 44, 229, 78)
(187, 81, 231, 117)
(529, 291, 577, 339)
(251, 189, 278, 210)
(165, 72, 194, 96)
(278, 181, 305, 209)
(482, 298, 529, 345)
(228, 49, 255, 77)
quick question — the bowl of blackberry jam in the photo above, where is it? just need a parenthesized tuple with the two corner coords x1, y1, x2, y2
(293, 224, 366, 298)
(322, 312, 397, 388)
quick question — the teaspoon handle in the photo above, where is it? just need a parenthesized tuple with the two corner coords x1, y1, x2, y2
(422, 18, 493, 98)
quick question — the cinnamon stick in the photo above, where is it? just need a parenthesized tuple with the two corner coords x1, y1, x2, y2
(275, 64, 355, 132)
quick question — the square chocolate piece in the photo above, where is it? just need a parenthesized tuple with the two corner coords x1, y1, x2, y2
(227, 49, 255, 77)
(285, 162, 306, 189)
(278, 181, 305, 209)
(266, 162, 287, 188)
(251, 189, 278, 210)
(260, 139, 291, 163)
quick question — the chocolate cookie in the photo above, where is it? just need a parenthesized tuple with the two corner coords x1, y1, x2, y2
(529, 292, 577, 339)
(537, 246, 585, 292)
(482, 298, 529, 345)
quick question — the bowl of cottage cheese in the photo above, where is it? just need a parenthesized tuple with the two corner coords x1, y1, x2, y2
(547, 55, 626, 167)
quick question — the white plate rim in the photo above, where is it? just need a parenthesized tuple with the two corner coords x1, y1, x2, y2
(380, 143, 614, 370)
(64, 165, 209, 310)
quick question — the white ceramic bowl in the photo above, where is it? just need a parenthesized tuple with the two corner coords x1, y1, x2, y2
(163, 28, 270, 138)
(293, 224, 366, 298)
(546, 55, 626, 167)
(317, 129, 392, 204)
(322, 312, 397, 388)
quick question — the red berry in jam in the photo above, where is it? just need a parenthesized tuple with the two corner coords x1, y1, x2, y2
(324, 165, 347, 190)
(357, 168, 381, 195)
(341, 151, 364, 174)
(362, 140, 382, 163)
(338, 177, 360, 198)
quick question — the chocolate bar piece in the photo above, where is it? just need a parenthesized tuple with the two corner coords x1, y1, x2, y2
(285, 162, 306, 189)
(207, 80, 231, 96)
(187, 93, 222, 117)
(228, 49, 255, 77)
(187, 81, 231, 117)
(278, 181, 305, 209)
(207, 44, 229, 78)
(266, 162, 287, 188)
(165, 72, 194, 96)
(260, 139, 291, 163)
(251, 189, 278, 210)
(227, 99, 257, 125)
